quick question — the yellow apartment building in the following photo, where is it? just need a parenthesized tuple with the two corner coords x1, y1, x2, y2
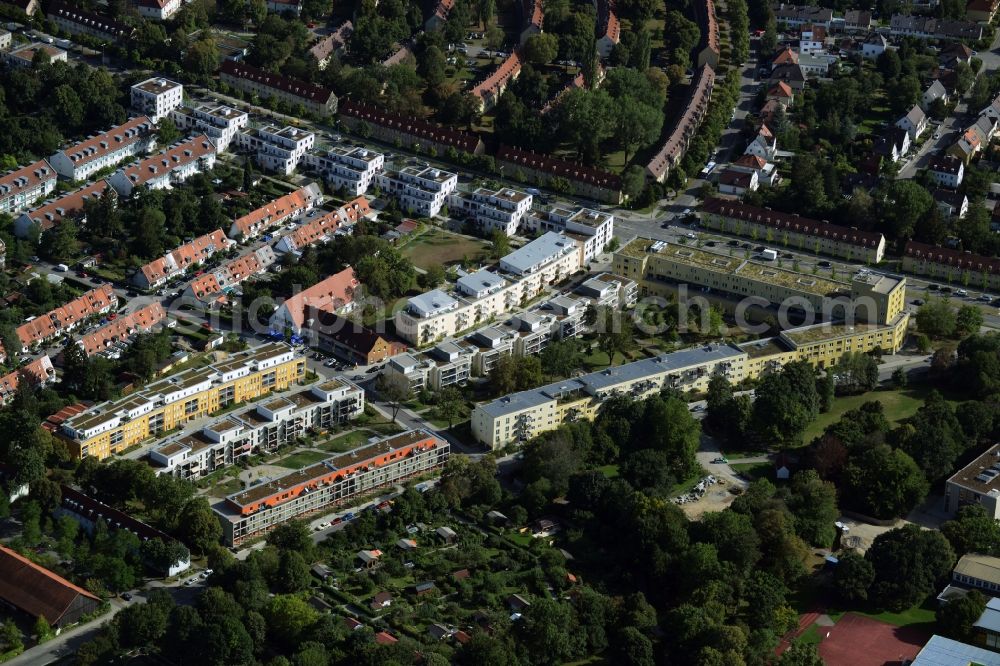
(60, 343, 305, 460)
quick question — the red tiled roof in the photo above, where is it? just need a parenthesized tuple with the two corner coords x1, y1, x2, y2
(526, 0, 543, 30)
(646, 65, 715, 179)
(0, 354, 53, 402)
(374, 631, 398, 645)
(768, 81, 794, 98)
(309, 21, 351, 62)
(119, 135, 215, 188)
(278, 267, 359, 329)
(0, 159, 55, 202)
(719, 169, 755, 188)
(281, 198, 369, 252)
(231, 186, 317, 238)
(219, 60, 335, 104)
(47, 1, 133, 39)
(701, 198, 884, 248)
(339, 100, 482, 153)
(16, 284, 116, 348)
(138, 229, 229, 286)
(904, 240, 1000, 274)
(188, 254, 263, 302)
(19, 180, 110, 232)
(733, 154, 766, 169)
(497, 144, 622, 190)
(472, 50, 523, 101)
(56, 116, 154, 169)
(0, 544, 99, 625)
(431, 0, 455, 21)
(78, 302, 166, 356)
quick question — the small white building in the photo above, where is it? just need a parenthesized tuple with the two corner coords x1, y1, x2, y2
(303, 146, 384, 196)
(921, 80, 949, 111)
(927, 154, 965, 188)
(377, 166, 458, 218)
(448, 186, 533, 236)
(861, 33, 888, 59)
(236, 125, 315, 175)
(0, 29, 11, 51)
(170, 105, 248, 153)
(896, 105, 928, 140)
(744, 126, 777, 162)
(135, 0, 182, 20)
(131, 77, 184, 122)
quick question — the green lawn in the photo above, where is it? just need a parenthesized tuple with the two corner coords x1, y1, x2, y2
(794, 624, 823, 645)
(731, 462, 772, 483)
(274, 450, 331, 469)
(399, 228, 489, 271)
(320, 430, 374, 453)
(597, 465, 619, 479)
(848, 600, 937, 628)
(800, 386, 955, 444)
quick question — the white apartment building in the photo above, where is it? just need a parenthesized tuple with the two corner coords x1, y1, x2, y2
(928, 155, 965, 189)
(522, 206, 615, 263)
(236, 125, 315, 175)
(130, 77, 183, 122)
(170, 105, 248, 153)
(150, 379, 364, 480)
(376, 166, 457, 217)
(0, 160, 57, 216)
(473, 343, 747, 448)
(394, 232, 583, 345)
(448, 186, 533, 236)
(575, 272, 638, 308)
(303, 146, 384, 196)
(109, 136, 217, 197)
(49, 116, 156, 182)
(384, 342, 474, 393)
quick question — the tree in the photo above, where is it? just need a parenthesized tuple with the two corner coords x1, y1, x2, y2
(523, 33, 559, 65)
(140, 538, 190, 576)
(899, 391, 964, 481)
(615, 626, 654, 666)
(866, 524, 955, 611)
(40, 218, 80, 263)
(916, 298, 957, 338)
(264, 595, 319, 646)
(275, 550, 311, 593)
(419, 263, 446, 289)
(941, 504, 1000, 556)
(489, 229, 510, 259)
(752, 362, 819, 446)
(434, 386, 467, 429)
(184, 38, 220, 79)
(956, 304, 984, 338)
(419, 45, 447, 87)
(33, 616, 53, 643)
(833, 550, 874, 602)
(249, 0, 267, 24)
(178, 498, 222, 555)
(613, 96, 663, 166)
(780, 643, 824, 666)
(517, 598, 582, 665)
(375, 375, 410, 423)
(539, 339, 584, 378)
(267, 520, 314, 555)
(157, 118, 182, 147)
(841, 445, 928, 519)
(937, 590, 987, 641)
(891, 366, 908, 389)
(784, 470, 838, 547)
(832, 352, 879, 395)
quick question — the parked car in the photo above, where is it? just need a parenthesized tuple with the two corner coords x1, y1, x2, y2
(817, 261, 832, 268)
(711, 457, 729, 464)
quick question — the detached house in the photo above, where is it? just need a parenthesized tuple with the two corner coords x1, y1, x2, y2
(981, 92, 1000, 121)
(768, 63, 807, 91)
(922, 80, 950, 110)
(896, 105, 929, 140)
(729, 154, 778, 187)
(933, 188, 970, 218)
(875, 127, 911, 163)
(745, 126, 777, 161)
(766, 81, 795, 107)
(862, 33, 888, 59)
(718, 168, 758, 196)
(928, 154, 965, 188)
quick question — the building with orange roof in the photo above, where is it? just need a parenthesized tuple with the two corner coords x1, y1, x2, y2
(269, 267, 360, 335)
(109, 135, 217, 197)
(425, 0, 455, 29)
(0, 159, 57, 216)
(0, 354, 54, 404)
(472, 50, 523, 110)
(596, 0, 619, 58)
(273, 198, 371, 254)
(772, 46, 799, 67)
(49, 116, 156, 182)
(728, 153, 778, 186)
(46, 1, 134, 42)
(135, 0, 182, 20)
(696, 0, 720, 68)
(646, 65, 716, 183)
(14, 180, 111, 238)
(132, 229, 231, 290)
(219, 60, 338, 117)
(183, 248, 274, 305)
(77, 302, 166, 357)
(10, 284, 117, 356)
(229, 184, 322, 239)
(520, 0, 544, 43)
(0, 544, 100, 627)
(497, 145, 623, 203)
(967, 0, 1000, 22)
(767, 81, 795, 105)
(212, 429, 449, 546)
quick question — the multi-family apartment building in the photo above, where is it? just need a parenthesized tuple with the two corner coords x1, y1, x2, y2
(77, 302, 166, 356)
(0, 160, 57, 216)
(109, 135, 217, 197)
(273, 197, 371, 253)
(471, 51, 523, 110)
(59, 343, 305, 459)
(132, 229, 231, 290)
(575, 272, 638, 308)
(212, 429, 449, 546)
(945, 443, 1000, 519)
(46, 1, 133, 42)
(219, 61, 338, 117)
(269, 267, 360, 335)
(266, 0, 301, 13)
(309, 20, 351, 69)
(395, 232, 583, 345)
(928, 154, 965, 189)
(385, 343, 474, 393)
(903, 240, 1000, 291)
(49, 116, 156, 182)
(169, 104, 248, 153)
(773, 3, 833, 27)
(130, 78, 183, 122)
(699, 198, 886, 263)
(236, 125, 315, 174)
(151, 378, 363, 479)
(448, 186, 533, 236)
(613, 238, 906, 326)
(646, 65, 715, 184)
(182, 247, 275, 305)
(134, 0, 182, 20)
(338, 100, 485, 157)
(9, 285, 117, 357)
(377, 166, 457, 217)
(889, 13, 983, 40)
(0, 29, 9, 50)
(0, 355, 54, 404)
(523, 206, 615, 263)
(229, 184, 322, 239)
(303, 146, 384, 196)
(13, 180, 110, 238)
(304, 309, 406, 364)
(496, 144, 623, 204)
(4, 43, 67, 68)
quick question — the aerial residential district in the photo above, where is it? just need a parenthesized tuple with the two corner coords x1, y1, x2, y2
(6, 0, 1000, 665)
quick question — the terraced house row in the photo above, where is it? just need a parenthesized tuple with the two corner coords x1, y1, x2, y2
(4, 285, 117, 358)
(59, 343, 305, 460)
